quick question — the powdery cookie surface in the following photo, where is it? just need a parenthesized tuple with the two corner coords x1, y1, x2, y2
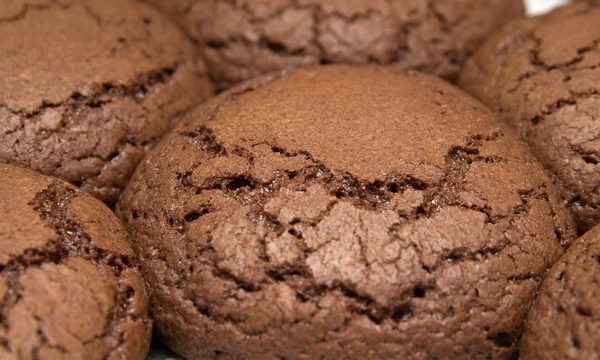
(520, 224, 600, 359)
(118, 66, 576, 360)
(0, 0, 214, 206)
(459, 3, 600, 233)
(0, 164, 152, 360)
(147, 0, 524, 90)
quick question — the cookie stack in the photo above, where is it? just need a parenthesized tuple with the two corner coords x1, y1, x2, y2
(0, 1, 598, 359)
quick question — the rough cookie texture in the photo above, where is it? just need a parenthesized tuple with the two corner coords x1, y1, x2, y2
(146, 0, 524, 90)
(0, 164, 152, 360)
(520, 224, 600, 359)
(0, 0, 215, 206)
(118, 66, 576, 359)
(459, 3, 600, 234)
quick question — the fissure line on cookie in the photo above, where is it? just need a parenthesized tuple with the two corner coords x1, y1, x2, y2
(3, 65, 180, 119)
(0, 182, 142, 352)
(0, 0, 63, 23)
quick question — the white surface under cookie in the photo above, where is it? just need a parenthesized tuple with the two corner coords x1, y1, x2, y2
(525, 0, 570, 15)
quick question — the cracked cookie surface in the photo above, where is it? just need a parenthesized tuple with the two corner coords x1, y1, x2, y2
(520, 224, 600, 359)
(146, 0, 524, 90)
(0, 0, 215, 206)
(0, 163, 152, 360)
(459, 3, 600, 234)
(117, 66, 576, 360)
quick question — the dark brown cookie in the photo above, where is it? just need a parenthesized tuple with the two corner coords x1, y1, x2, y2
(0, 0, 215, 206)
(0, 163, 152, 359)
(146, 0, 524, 90)
(459, 3, 600, 234)
(520, 224, 600, 359)
(118, 66, 576, 359)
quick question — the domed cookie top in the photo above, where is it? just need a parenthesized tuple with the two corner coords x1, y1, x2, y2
(148, 0, 524, 89)
(459, 3, 600, 233)
(520, 224, 600, 360)
(0, 164, 152, 359)
(118, 66, 576, 359)
(0, 0, 214, 205)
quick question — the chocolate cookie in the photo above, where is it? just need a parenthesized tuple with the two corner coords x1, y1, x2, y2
(520, 224, 600, 359)
(0, 164, 152, 359)
(118, 66, 576, 359)
(146, 0, 524, 90)
(459, 3, 600, 234)
(0, 0, 214, 206)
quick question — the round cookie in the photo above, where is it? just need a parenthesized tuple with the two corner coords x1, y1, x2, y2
(459, 3, 600, 234)
(146, 0, 525, 90)
(118, 66, 576, 359)
(0, 0, 215, 206)
(0, 164, 152, 359)
(520, 224, 600, 359)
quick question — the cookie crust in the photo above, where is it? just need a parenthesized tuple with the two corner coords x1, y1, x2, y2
(459, 3, 600, 233)
(0, 164, 152, 360)
(520, 224, 600, 360)
(0, 0, 214, 205)
(118, 66, 576, 359)
(148, 0, 524, 90)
